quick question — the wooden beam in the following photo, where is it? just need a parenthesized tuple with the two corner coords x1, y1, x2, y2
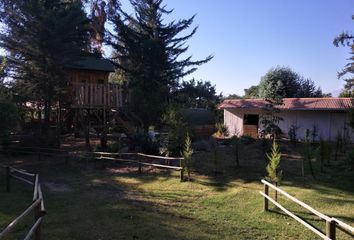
(259, 191, 330, 240)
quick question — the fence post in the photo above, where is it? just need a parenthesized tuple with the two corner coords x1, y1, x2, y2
(6, 166, 11, 192)
(37, 149, 41, 161)
(34, 200, 42, 240)
(180, 158, 185, 182)
(65, 152, 69, 165)
(138, 156, 142, 174)
(263, 184, 269, 211)
(326, 220, 336, 240)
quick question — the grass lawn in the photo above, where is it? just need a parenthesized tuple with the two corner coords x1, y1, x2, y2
(0, 140, 353, 239)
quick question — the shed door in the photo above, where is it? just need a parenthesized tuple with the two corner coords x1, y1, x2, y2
(243, 114, 259, 138)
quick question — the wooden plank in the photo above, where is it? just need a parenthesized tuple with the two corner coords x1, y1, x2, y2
(33, 175, 39, 201)
(332, 217, 354, 237)
(0, 198, 41, 238)
(23, 217, 43, 240)
(138, 153, 183, 160)
(97, 157, 182, 170)
(261, 179, 331, 221)
(10, 167, 35, 177)
(38, 184, 46, 212)
(10, 174, 34, 186)
(259, 191, 330, 240)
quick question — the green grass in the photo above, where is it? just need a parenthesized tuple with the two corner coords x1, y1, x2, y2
(0, 140, 353, 239)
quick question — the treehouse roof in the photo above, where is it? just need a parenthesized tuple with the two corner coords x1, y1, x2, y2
(66, 56, 115, 72)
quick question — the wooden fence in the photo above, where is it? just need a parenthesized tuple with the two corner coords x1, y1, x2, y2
(2, 146, 69, 164)
(92, 152, 185, 181)
(260, 179, 354, 240)
(0, 164, 46, 240)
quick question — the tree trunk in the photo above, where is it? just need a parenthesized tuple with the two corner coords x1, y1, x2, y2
(43, 98, 51, 135)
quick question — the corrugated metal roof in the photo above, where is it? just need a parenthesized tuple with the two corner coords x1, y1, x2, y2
(218, 98, 354, 111)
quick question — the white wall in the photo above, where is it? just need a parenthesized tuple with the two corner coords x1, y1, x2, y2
(224, 109, 354, 142)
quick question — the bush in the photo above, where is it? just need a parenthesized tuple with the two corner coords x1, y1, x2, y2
(239, 135, 255, 144)
(0, 96, 18, 147)
(288, 124, 299, 143)
(345, 149, 354, 171)
(214, 123, 229, 138)
(182, 134, 193, 181)
(265, 140, 283, 183)
(162, 106, 191, 156)
(132, 130, 159, 154)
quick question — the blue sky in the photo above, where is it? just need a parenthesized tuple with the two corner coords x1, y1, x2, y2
(116, 0, 353, 96)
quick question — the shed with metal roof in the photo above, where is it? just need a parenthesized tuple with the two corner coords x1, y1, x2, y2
(219, 98, 354, 141)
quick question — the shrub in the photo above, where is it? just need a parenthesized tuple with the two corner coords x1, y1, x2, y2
(162, 106, 191, 156)
(182, 134, 193, 181)
(0, 96, 18, 148)
(334, 132, 344, 161)
(316, 139, 331, 172)
(345, 149, 354, 171)
(265, 140, 283, 183)
(132, 130, 159, 154)
(214, 122, 229, 138)
(288, 124, 299, 144)
(232, 136, 241, 168)
(301, 134, 315, 178)
(239, 135, 255, 144)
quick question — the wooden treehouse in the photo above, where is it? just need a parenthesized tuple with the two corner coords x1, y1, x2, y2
(64, 56, 138, 137)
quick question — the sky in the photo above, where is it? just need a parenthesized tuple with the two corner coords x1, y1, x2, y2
(116, 0, 353, 96)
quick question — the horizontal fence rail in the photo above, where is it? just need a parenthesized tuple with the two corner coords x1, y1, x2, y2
(0, 165, 46, 240)
(91, 152, 185, 181)
(2, 146, 70, 164)
(260, 179, 354, 240)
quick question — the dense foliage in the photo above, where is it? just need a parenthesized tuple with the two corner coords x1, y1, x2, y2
(0, 0, 91, 131)
(174, 79, 221, 110)
(107, 0, 212, 127)
(333, 15, 354, 91)
(258, 66, 324, 99)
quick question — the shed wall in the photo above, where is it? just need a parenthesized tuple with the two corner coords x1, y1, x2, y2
(224, 109, 354, 142)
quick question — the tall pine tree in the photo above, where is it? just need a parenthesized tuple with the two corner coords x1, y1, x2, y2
(107, 0, 213, 127)
(0, 0, 91, 133)
(333, 15, 354, 91)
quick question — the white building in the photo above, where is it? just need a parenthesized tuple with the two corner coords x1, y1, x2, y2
(219, 98, 354, 142)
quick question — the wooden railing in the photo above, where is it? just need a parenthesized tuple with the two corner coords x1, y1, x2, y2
(3, 146, 69, 164)
(91, 152, 185, 181)
(260, 179, 354, 240)
(72, 83, 123, 108)
(0, 165, 46, 240)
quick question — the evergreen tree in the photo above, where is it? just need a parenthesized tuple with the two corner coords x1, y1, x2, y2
(0, 0, 91, 133)
(333, 15, 354, 91)
(181, 134, 193, 181)
(107, 0, 213, 127)
(173, 79, 221, 110)
(266, 140, 283, 183)
(258, 66, 324, 99)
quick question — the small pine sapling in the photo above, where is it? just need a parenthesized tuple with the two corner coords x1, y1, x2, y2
(311, 124, 319, 143)
(334, 132, 343, 161)
(288, 124, 299, 146)
(265, 140, 283, 202)
(232, 136, 240, 168)
(211, 138, 219, 175)
(345, 149, 354, 171)
(182, 134, 193, 181)
(301, 131, 315, 178)
(317, 138, 331, 173)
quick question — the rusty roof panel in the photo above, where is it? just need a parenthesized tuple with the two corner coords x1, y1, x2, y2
(218, 98, 354, 111)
